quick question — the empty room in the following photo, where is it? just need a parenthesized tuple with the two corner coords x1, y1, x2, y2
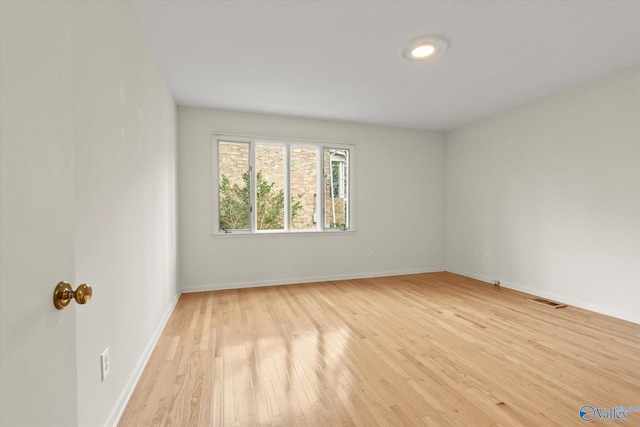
(1, 1, 639, 426)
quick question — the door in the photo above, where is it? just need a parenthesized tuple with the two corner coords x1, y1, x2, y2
(0, 2, 79, 426)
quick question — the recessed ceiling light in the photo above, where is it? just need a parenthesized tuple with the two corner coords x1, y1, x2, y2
(411, 44, 436, 58)
(402, 35, 448, 62)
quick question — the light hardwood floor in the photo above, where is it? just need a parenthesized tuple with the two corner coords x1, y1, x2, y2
(119, 272, 640, 426)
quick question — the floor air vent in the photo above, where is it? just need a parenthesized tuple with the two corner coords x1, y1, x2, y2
(528, 298, 567, 309)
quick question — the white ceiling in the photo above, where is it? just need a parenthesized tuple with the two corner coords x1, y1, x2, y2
(131, 1, 640, 131)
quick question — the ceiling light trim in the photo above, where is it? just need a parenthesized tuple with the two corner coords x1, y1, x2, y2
(402, 35, 449, 62)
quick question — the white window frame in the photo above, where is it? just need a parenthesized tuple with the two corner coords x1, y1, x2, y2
(212, 133, 354, 235)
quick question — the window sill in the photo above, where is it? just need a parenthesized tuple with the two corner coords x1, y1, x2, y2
(211, 229, 356, 239)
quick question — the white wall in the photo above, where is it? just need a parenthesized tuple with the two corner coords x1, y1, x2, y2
(70, 2, 179, 426)
(178, 107, 446, 291)
(446, 68, 640, 324)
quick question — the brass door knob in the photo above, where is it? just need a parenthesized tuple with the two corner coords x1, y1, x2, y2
(53, 282, 92, 310)
(74, 284, 92, 304)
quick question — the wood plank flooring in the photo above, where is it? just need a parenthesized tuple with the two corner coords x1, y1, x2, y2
(119, 272, 640, 426)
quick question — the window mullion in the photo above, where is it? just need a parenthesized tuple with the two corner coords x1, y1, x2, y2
(316, 146, 322, 231)
(284, 144, 291, 231)
(321, 148, 326, 230)
(249, 141, 256, 232)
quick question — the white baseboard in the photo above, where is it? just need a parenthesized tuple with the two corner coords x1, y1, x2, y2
(446, 268, 640, 325)
(181, 267, 444, 293)
(105, 290, 182, 427)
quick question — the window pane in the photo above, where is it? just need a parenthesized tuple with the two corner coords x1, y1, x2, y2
(324, 148, 349, 229)
(290, 147, 318, 230)
(218, 141, 250, 231)
(256, 144, 285, 230)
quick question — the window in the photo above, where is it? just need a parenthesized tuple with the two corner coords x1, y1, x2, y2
(218, 141, 250, 231)
(324, 148, 349, 228)
(215, 135, 353, 233)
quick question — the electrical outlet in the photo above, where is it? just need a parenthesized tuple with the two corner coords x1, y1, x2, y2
(100, 348, 110, 381)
